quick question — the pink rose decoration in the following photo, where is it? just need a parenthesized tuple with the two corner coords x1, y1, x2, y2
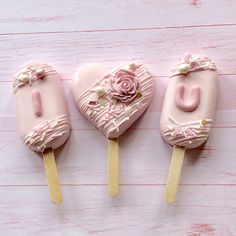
(184, 54, 199, 68)
(109, 69, 139, 103)
(107, 103, 125, 117)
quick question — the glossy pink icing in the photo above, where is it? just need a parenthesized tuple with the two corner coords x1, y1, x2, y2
(175, 84, 200, 112)
(32, 90, 42, 117)
(160, 55, 218, 149)
(14, 63, 70, 152)
(72, 63, 154, 138)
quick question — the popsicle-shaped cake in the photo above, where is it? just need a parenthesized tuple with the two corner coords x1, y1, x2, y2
(72, 62, 154, 196)
(160, 54, 218, 203)
(13, 63, 70, 204)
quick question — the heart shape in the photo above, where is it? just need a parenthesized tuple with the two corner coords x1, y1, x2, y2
(72, 62, 154, 138)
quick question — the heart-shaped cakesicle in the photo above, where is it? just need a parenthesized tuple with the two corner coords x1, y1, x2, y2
(72, 62, 154, 196)
(72, 62, 154, 138)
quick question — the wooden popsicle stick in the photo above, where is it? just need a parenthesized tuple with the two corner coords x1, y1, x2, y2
(43, 148, 62, 204)
(165, 146, 185, 204)
(108, 138, 119, 197)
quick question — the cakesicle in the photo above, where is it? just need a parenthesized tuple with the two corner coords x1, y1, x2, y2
(13, 63, 70, 203)
(72, 62, 154, 196)
(160, 54, 218, 203)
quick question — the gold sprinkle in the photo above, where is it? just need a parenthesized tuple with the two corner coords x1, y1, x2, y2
(136, 92, 142, 98)
(200, 119, 208, 127)
(111, 98, 118, 104)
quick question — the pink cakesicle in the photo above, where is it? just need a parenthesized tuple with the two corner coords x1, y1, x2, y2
(72, 62, 154, 197)
(13, 63, 71, 204)
(160, 54, 218, 203)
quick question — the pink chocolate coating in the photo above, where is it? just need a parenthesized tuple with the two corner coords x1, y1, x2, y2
(72, 63, 154, 138)
(160, 55, 218, 149)
(13, 63, 70, 152)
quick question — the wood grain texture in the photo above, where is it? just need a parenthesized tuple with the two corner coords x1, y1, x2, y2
(0, 125, 235, 185)
(0, 186, 236, 236)
(1, 0, 236, 34)
(0, 25, 236, 79)
(1, 0, 236, 235)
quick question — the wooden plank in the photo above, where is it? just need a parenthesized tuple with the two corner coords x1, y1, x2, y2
(0, 26, 236, 81)
(1, 0, 236, 34)
(0, 127, 235, 185)
(0, 185, 236, 235)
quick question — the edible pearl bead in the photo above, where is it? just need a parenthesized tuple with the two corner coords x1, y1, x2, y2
(21, 68, 29, 73)
(179, 63, 190, 74)
(18, 74, 29, 81)
(95, 86, 105, 97)
(36, 68, 44, 75)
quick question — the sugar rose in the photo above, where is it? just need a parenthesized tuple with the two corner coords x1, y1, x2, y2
(109, 69, 139, 103)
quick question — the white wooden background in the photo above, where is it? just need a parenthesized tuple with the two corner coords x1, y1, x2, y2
(1, 0, 236, 235)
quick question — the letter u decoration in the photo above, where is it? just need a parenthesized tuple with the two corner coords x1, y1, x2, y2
(175, 83, 200, 112)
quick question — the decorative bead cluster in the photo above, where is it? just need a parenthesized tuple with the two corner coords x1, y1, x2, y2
(86, 66, 143, 123)
(171, 54, 217, 77)
(17, 67, 45, 85)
